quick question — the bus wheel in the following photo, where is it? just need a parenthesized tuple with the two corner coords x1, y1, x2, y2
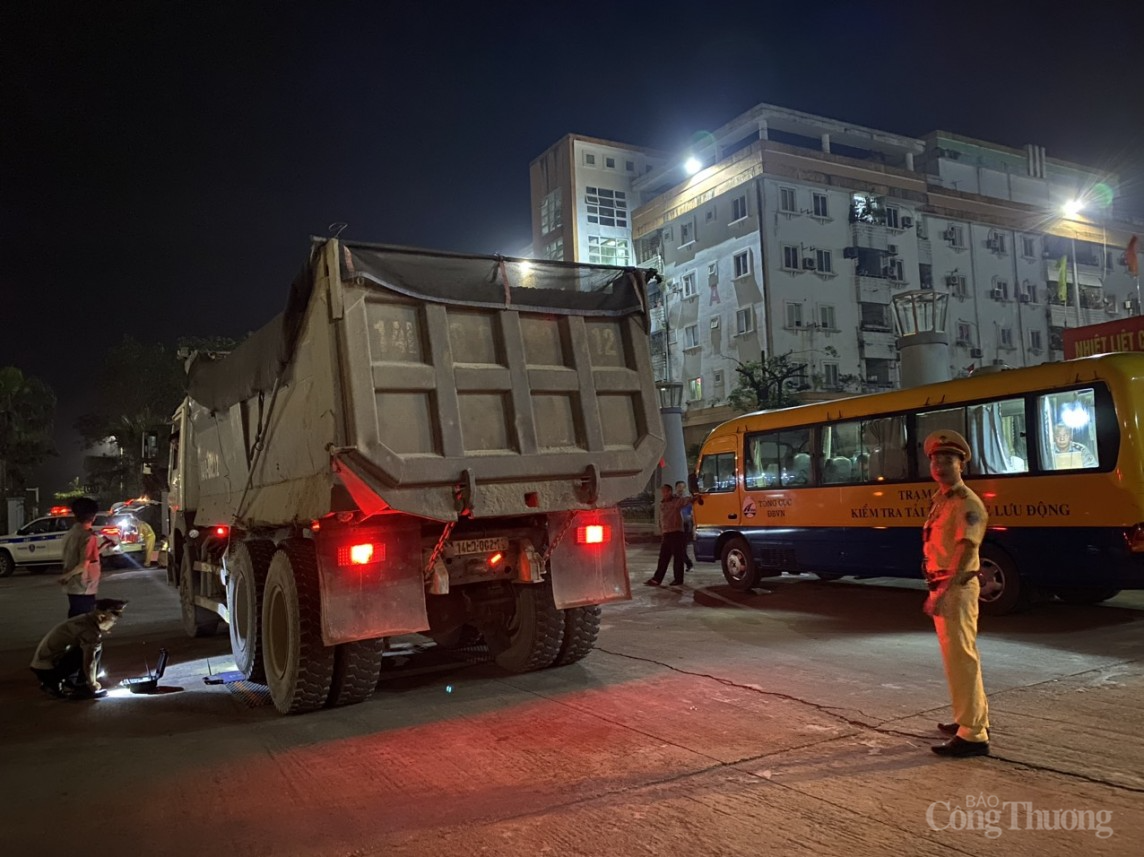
(1052, 587, 1122, 605)
(977, 546, 1030, 616)
(721, 537, 760, 592)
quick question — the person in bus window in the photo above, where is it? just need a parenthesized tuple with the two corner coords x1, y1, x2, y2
(921, 430, 994, 758)
(1051, 423, 1096, 469)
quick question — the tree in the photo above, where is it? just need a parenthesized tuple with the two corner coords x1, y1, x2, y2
(75, 337, 188, 501)
(725, 353, 806, 413)
(0, 366, 57, 530)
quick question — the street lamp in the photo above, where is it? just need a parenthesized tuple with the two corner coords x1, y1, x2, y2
(684, 156, 702, 176)
(1060, 201, 1085, 328)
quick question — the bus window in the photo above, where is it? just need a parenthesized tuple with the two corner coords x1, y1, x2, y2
(865, 416, 909, 481)
(1039, 389, 1098, 470)
(745, 428, 813, 489)
(698, 452, 737, 492)
(917, 399, 1027, 475)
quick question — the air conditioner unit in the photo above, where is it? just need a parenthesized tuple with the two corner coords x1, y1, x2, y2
(986, 237, 999, 251)
(991, 288, 1004, 299)
(970, 347, 983, 358)
(802, 258, 816, 270)
(943, 228, 956, 241)
(901, 216, 914, 228)
(1019, 294, 1030, 303)
(710, 317, 720, 328)
(945, 276, 959, 288)
(842, 246, 858, 259)
(886, 244, 899, 255)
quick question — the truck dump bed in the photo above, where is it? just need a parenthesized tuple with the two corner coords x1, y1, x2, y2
(185, 239, 664, 526)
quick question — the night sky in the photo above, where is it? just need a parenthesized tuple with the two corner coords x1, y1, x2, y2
(3, 1, 1143, 494)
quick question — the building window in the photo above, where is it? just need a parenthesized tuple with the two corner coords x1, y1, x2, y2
(587, 236, 631, 265)
(823, 362, 840, 388)
(679, 220, 695, 246)
(540, 188, 563, 235)
(737, 306, 755, 334)
(813, 193, 829, 218)
(816, 249, 833, 274)
(819, 304, 836, 330)
(945, 225, 965, 248)
(683, 323, 699, 349)
(784, 302, 803, 329)
(780, 187, 797, 213)
(625, 160, 635, 172)
(1000, 327, 1014, 348)
(988, 232, 1007, 253)
(947, 274, 968, 298)
(956, 322, 974, 345)
(885, 206, 900, 229)
(681, 271, 697, 298)
(993, 279, 1009, 300)
(688, 376, 703, 401)
(782, 244, 800, 270)
(1026, 283, 1038, 303)
(584, 152, 596, 166)
(734, 250, 751, 278)
(731, 194, 748, 221)
(1022, 236, 1036, 258)
(543, 237, 564, 261)
(605, 156, 616, 169)
(1030, 329, 1043, 350)
(585, 187, 628, 228)
(707, 262, 718, 284)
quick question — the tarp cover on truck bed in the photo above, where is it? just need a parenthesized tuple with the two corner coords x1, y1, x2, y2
(187, 241, 648, 413)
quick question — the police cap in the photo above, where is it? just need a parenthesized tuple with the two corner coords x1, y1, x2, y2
(924, 430, 971, 462)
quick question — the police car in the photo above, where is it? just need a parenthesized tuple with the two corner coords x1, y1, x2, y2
(0, 511, 145, 577)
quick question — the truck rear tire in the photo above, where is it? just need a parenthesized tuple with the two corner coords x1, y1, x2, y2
(327, 639, 386, 707)
(226, 540, 276, 683)
(262, 540, 335, 714)
(180, 553, 220, 637)
(552, 605, 601, 667)
(493, 580, 565, 673)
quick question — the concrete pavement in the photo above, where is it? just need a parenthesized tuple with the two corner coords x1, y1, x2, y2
(1, 548, 1142, 856)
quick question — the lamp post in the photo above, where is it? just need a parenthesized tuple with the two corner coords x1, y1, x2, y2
(1062, 201, 1086, 328)
(657, 380, 688, 491)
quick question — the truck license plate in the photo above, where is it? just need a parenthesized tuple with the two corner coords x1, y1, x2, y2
(449, 537, 509, 555)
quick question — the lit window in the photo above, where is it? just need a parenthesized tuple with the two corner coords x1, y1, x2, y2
(688, 377, 703, 401)
(587, 236, 631, 266)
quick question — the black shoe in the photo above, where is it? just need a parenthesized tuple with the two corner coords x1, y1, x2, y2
(937, 723, 990, 739)
(932, 737, 989, 757)
(684, 563, 694, 572)
(39, 683, 66, 699)
(669, 580, 685, 587)
(644, 578, 662, 586)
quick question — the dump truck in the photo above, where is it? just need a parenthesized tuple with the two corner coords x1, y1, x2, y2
(167, 238, 664, 714)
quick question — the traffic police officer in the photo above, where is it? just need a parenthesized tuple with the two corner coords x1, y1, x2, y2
(922, 430, 991, 758)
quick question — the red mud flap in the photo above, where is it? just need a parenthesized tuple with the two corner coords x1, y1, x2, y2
(547, 507, 631, 609)
(313, 520, 429, 645)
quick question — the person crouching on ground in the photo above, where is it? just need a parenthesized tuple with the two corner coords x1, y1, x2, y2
(58, 497, 103, 617)
(646, 484, 699, 587)
(30, 599, 128, 700)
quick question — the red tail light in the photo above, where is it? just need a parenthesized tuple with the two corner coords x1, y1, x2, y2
(489, 551, 504, 566)
(576, 524, 611, 545)
(100, 527, 120, 538)
(338, 542, 385, 567)
(214, 526, 229, 538)
(1125, 523, 1144, 554)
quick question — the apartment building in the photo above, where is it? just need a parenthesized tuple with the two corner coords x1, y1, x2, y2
(530, 105, 1142, 446)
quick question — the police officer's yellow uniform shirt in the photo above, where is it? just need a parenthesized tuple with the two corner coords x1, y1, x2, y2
(923, 482, 987, 575)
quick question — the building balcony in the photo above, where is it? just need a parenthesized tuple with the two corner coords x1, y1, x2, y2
(1046, 304, 1116, 328)
(858, 330, 898, 360)
(851, 222, 889, 251)
(856, 275, 891, 304)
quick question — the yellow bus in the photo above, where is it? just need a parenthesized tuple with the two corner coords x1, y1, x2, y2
(691, 353, 1144, 614)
